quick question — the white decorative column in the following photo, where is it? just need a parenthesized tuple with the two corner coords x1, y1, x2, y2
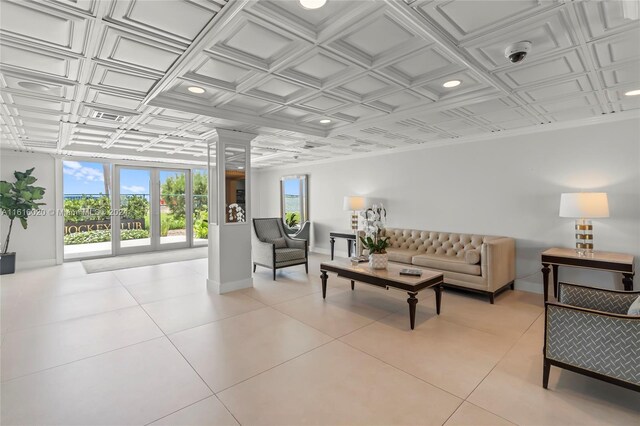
(207, 129, 256, 294)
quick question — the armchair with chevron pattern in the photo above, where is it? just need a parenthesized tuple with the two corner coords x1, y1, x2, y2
(543, 282, 640, 392)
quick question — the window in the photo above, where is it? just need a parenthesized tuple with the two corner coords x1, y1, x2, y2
(281, 175, 308, 228)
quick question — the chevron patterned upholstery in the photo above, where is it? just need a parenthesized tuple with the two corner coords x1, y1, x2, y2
(558, 283, 638, 314)
(544, 282, 640, 391)
(546, 304, 640, 386)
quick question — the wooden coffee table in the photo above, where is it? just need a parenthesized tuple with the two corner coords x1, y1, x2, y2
(320, 260, 444, 330)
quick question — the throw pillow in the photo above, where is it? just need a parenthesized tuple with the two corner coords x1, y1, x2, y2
(628, 295, 640, 316)
(265, 238, 287, 248)
(464, 250, 480, 265)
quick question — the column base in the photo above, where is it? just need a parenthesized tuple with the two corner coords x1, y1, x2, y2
(207, 277, 254, 294)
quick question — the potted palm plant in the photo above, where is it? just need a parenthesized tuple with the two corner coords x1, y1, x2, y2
(359, 204, 389, 269)
(0, 168, 46, 274)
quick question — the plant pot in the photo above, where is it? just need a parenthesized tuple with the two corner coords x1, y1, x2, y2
(369, 252, 388, 270)
(0, 252, 16, 275)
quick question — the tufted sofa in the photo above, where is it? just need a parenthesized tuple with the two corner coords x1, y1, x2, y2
(360, 228, 515, 303)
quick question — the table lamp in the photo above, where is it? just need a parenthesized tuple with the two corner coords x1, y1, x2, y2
(559, 192, 609, 255)
(343, 196, 366, 231)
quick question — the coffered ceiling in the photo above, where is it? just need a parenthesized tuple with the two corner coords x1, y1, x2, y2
(1, 0, 639, 167)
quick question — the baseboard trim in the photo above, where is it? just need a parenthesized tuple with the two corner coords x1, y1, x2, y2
(311, 247, 350, 259)
(207, 277, 253, 294)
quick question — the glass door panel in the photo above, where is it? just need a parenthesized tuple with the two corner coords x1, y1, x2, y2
(63, 161, 112, 260)
(192, 169, 208, 245)
(119, 168, 151, 250)
(160, 170, 187, 246)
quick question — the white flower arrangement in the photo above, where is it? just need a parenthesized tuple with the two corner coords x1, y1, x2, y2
(227, 203, 245, 223)
(359, 203, 388, 254)
(360, 203, 387, 239)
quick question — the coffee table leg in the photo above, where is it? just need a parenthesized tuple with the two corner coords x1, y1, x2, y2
(541, 263, 550, 302)
(321, 271, 328, 299)
(351, 280, 354, 291)
(407, 292, 418, 330)
(623, 274, 634, 291)
(434, 284, 442, 315)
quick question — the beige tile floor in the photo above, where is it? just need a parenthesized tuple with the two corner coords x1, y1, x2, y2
(1, 253, 639, 425)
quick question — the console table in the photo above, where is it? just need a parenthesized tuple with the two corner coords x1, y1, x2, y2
(541, 248, 635, 302)
(329, 231, 357, 260)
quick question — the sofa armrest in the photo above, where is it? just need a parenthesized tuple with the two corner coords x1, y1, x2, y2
(545, 302, 640, 386)
(481, 237, 515, 291)
(558, 282, 639, 314)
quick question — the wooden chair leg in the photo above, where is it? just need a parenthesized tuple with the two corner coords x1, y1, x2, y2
(543, 359, 551, 389)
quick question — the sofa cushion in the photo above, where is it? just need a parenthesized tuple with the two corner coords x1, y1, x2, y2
(411, 253, 482, 276)
(275, 248, 305, 263)
(465, 250, 480, 265)
(386, 248, 418, 264)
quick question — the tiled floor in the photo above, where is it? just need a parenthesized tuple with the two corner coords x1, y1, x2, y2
(1, 254, 639, 425)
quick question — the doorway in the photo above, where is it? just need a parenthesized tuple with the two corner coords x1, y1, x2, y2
(114, 166, 203, 255)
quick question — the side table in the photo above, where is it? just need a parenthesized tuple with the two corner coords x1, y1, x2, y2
(329, 231, 357, 260)
(541, 247, 635, 302)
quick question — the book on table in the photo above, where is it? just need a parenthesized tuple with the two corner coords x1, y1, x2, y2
(399, 268, 423, 276)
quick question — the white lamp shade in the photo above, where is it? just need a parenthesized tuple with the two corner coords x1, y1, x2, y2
(343, 196, 366, 211)
(559, 193, 609, 218)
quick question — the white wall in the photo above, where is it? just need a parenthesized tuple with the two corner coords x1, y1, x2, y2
(0, 151, 58, 269)
(253, 117, 640, 293)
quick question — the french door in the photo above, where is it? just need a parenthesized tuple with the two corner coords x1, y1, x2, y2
(114, 166, 192, 254)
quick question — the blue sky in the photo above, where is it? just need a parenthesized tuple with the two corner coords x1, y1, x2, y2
(283, 179, 300, 196)
(63, 161, 149, 195)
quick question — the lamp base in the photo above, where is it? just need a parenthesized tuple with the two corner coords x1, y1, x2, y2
(350, 211, 358, 231)
(574, 218, 593, 256)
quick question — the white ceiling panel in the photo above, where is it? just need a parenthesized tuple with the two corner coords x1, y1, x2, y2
(577, 0, 640, 39)
(590, 29, 640, 68)
(413, 0, 559, 42)
(495, 49, 586, 89)
(464, 9, 576, 70)
(0, 0, 89, 54)
(0, 0, 638, 166)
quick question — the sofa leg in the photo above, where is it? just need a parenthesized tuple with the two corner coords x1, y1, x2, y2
(273, 268, 276, 281)
(489, 293, 495, 304)
(253, 263, 256, 273)
(543, 359, 550, 389)
(510, 281, 515, 290)
(305, 262, 308, 274)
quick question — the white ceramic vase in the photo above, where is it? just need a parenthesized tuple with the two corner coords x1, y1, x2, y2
(369, 253, 388, 270)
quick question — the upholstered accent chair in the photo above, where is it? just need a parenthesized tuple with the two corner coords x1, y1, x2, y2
(252, 218, 308, 280)
(283, 220, 310, 242)
(544, 282, 640, 392)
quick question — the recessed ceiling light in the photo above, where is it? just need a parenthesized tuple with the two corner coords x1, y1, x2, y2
(299, 0, 327, 9)
(188, 86, 205, 94)
(624, 89, 640, 96)
(18, 81, 50, 92)
(238, 166, 244, 170)
(443, 80, 461, 88)
(320, 119, 331, 124)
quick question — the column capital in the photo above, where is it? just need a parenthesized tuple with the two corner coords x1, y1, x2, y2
(214, 128, 257, 144)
